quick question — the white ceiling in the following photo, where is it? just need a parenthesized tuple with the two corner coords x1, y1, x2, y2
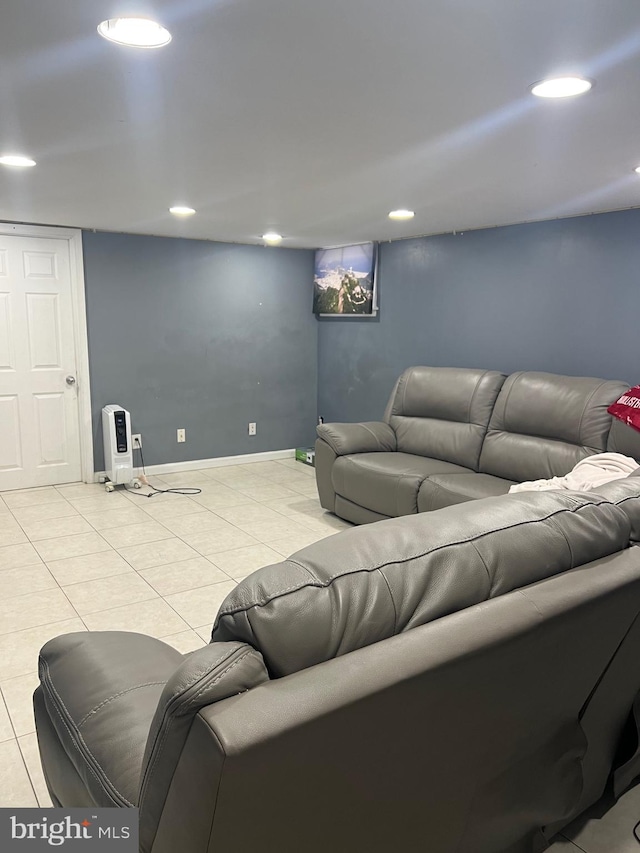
(1, 0, 639, 248)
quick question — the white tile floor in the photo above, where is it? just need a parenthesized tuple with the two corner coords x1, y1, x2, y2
(2, 462, 637, 852)
(0, 458, 350, 807)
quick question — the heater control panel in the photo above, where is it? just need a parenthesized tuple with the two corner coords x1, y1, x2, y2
(114, 410, 128, 453)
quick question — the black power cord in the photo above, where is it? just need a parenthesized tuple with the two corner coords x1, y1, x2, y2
(127, 438, 202, 498)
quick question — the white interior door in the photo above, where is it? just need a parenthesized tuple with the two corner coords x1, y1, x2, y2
(0, 233, 83, 490)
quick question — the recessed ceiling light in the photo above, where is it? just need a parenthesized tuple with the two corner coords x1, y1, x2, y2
(262, 232, 283, 245)
(388, 209, 415, 220)
(169, 205, 196, 216)
(0, 154, 36, 168)
(97, 18, 172, 49)
(530, 77, 593, 98)
(635, 166, 640, 175)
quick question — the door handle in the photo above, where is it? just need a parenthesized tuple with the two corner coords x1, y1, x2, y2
(66, 375, 76, 386)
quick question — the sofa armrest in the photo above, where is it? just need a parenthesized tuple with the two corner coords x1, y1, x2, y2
(138, 642, 268, 853)
(316, 421, 396, 455)
(36, 631, 184, 808)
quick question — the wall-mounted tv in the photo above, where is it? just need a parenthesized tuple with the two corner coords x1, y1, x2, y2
(313, 242, 377, 316)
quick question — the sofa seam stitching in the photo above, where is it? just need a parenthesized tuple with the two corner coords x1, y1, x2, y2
(377, 567, 398, 633)
(515, 588, 544, 619)
(360, 422, 387, 450)
(466, 371, 485, 426)
(548, 515, 575, 567)
(143, 652, 251, 796)
(334, 495, 390, 521)
(147, 709, 230, 853)
(422, 478, 479, 506)
(577, 382, 606, 447)
(489, 430, 592, 446)
(185, 651, 255, 708)
(39, 657, 132, 807)
(395, 474, 403, 515)
(612, 495, 640, 506)
(141, 648, 245, 766)
(77, 682, 166, 729)
(215, 499, 617, 617)
(292, 561, 323, 584)
(202, 719, 228, 853)
(469, 371, 491, 470)
(400, 368, 412, 415)
(469, 540, 493, 595)
(578, 608, 640, 722)
(138, 648, 254, 811)
(497, 372, 520, 434)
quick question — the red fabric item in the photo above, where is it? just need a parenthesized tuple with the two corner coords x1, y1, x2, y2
(608, 386, 640, 433)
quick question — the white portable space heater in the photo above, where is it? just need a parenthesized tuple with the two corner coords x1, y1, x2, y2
(101, 405, 139, 491)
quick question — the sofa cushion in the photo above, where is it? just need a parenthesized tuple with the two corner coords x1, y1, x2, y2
(417, 472, 514, 512)
(332, 452, 471, 517)
(211, 491, 630, 677)
(479, 372, 628, 483)
(385, 366, 506, 470)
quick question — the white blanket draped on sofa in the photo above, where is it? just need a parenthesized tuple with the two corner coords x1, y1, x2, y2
(509, 452, 639, 494)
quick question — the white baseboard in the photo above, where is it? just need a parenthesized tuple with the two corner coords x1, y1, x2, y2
(94, 448, 296, 482)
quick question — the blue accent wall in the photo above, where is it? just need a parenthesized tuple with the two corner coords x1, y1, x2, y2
(83, 232, 316, 470)
(317, 208, 640, 423)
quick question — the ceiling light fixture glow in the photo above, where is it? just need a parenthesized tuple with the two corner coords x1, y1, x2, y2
(262, 232, 283, 244)
(97, 18, 172, 48)
(388, 209, 415, 220)
(169, 205, 196, 216)
(530, 76, 593, 98)
(635, 166, 640, 175)
(0, 154, 36, 168)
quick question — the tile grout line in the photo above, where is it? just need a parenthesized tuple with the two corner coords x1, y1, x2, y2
(1, 463, 326, 642)
(130, 554, 236, 584)
(156, 521, 232, 630)
(56, 583, 86, 625)
(0, 687, 18, 741)
(16, 734, 41, 807)
(57, 578, 158, 619)
(0, 686, 40, 806)
(0, 459, 325, 796)
(156, 578, 219, 634)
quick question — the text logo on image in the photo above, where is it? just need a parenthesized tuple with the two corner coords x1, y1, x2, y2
(0, 809, 138, 850)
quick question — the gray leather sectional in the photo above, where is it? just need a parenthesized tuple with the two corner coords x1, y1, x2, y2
(35, 477, 640, 852)
(316, 366, 640, 523)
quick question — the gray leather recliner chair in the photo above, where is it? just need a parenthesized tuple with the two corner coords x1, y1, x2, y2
(34, 484, 640, 853)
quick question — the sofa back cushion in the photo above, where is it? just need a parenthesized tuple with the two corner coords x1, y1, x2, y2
(479, 372, 628, 483)
(211, 491, 629, 677)
(384, 366, 506, 470)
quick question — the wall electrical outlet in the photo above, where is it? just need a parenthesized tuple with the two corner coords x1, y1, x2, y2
(132, 434, 142, 448)
(177, 428, 186, 443)
(248, 422, 257, 436)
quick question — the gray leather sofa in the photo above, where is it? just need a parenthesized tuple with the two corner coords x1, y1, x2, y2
(35, 483, 640, 853)
(316, 366, 638, 524)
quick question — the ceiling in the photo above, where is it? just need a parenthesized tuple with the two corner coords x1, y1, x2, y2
(1, 0, 639, 248)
